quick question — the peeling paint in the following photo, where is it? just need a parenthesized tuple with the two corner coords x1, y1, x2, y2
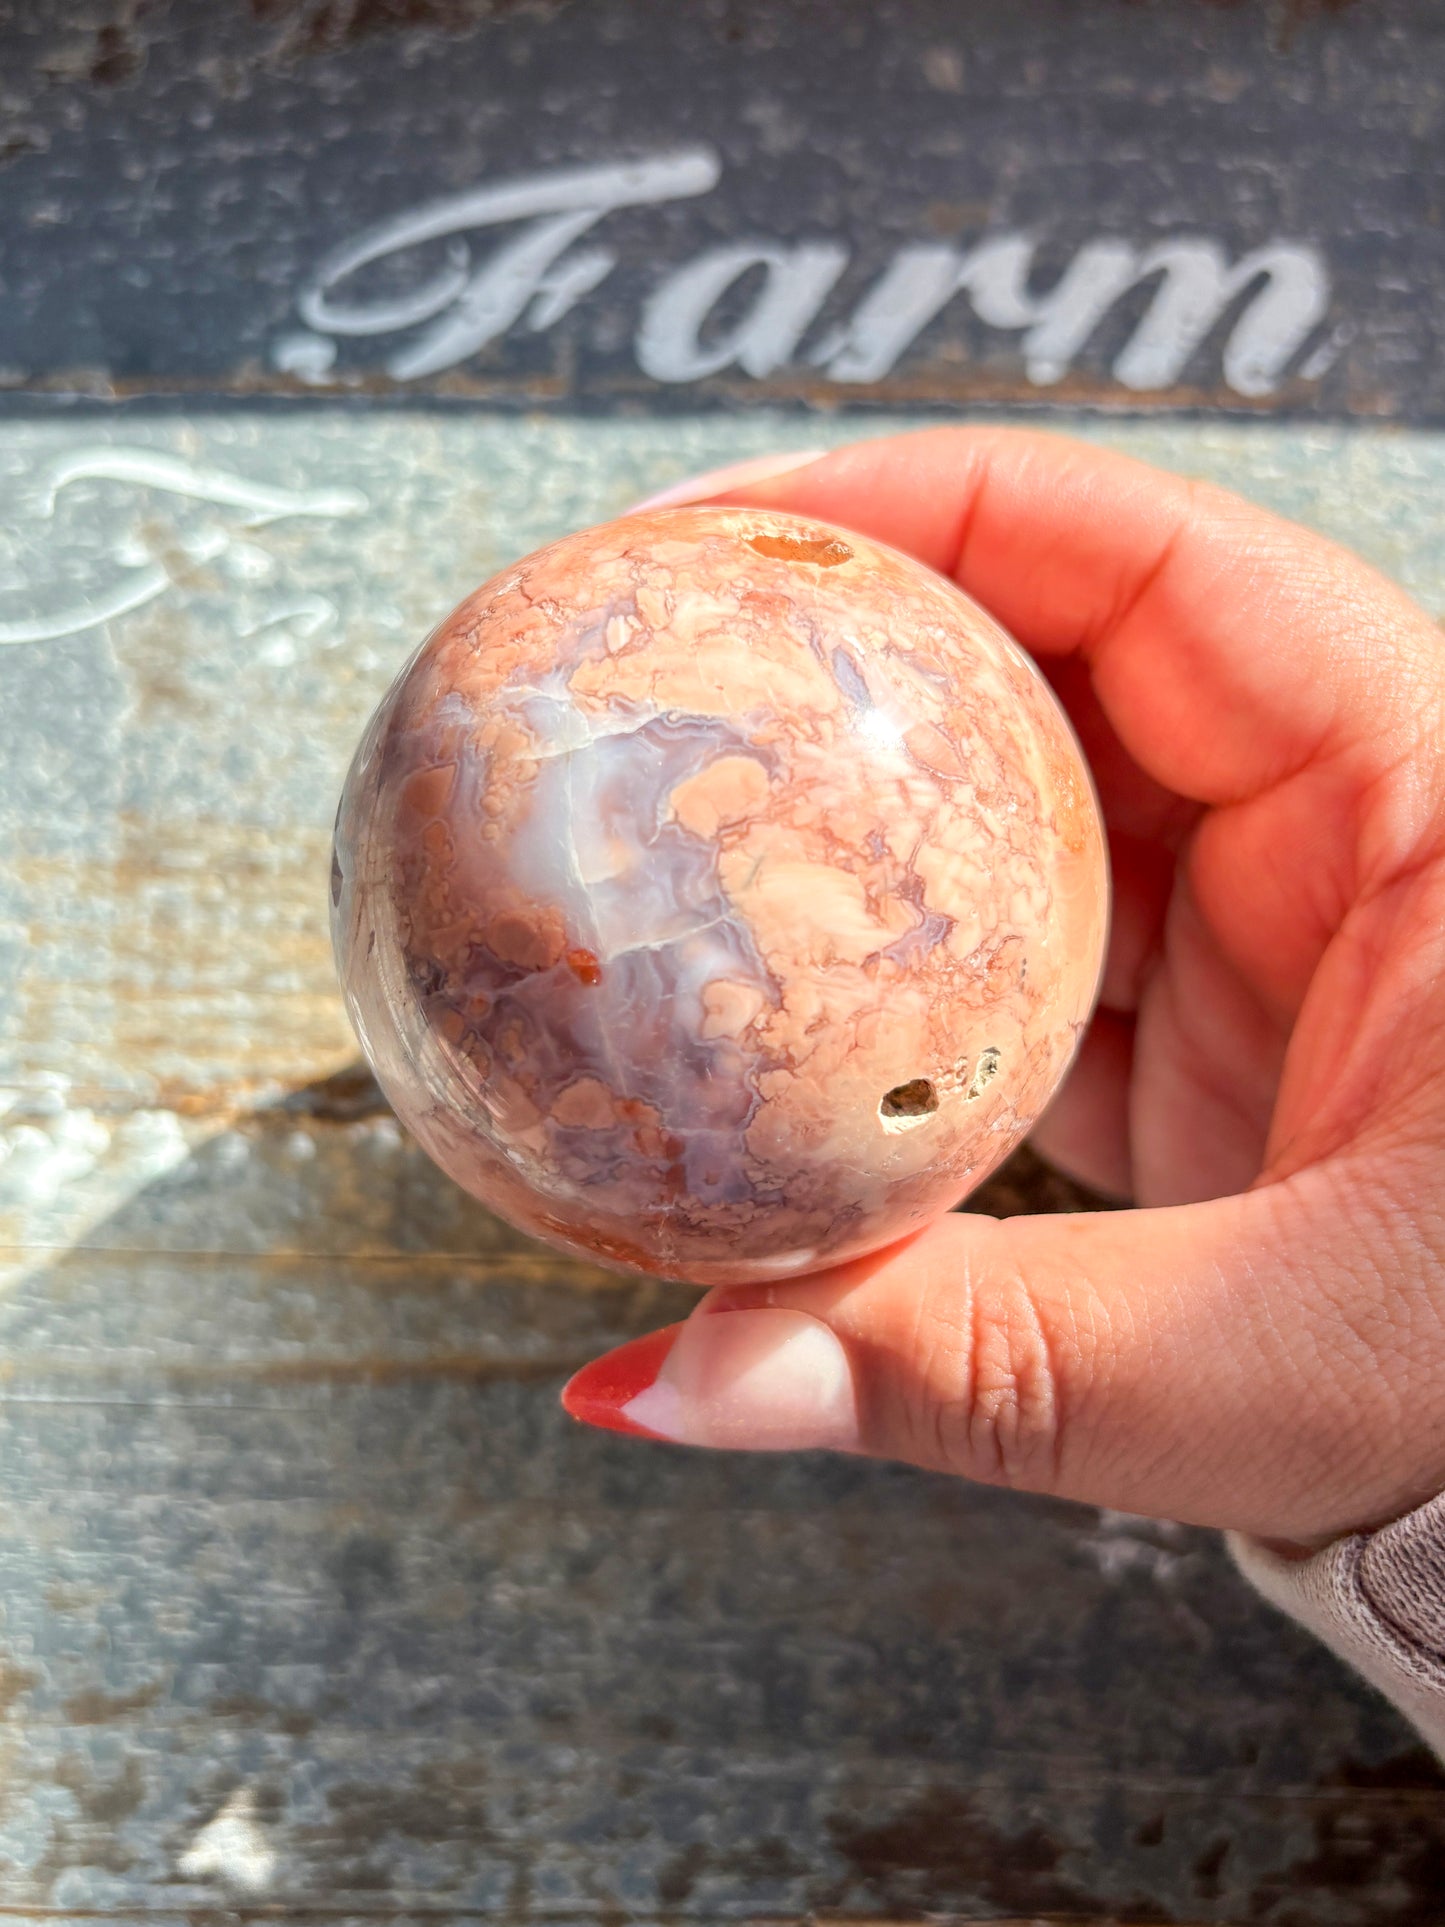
(178, 1786, 277, 1892)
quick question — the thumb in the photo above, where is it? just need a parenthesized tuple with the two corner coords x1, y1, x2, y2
(562, 1173, 1414, 1539)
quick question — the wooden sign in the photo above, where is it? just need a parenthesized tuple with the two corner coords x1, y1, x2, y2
(0, 0, 1436, 416)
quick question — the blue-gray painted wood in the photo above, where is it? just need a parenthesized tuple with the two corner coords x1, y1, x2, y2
(0, 0, 1437, 418)
(3, 410, 1445, 1917)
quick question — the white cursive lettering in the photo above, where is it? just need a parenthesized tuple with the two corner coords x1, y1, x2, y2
(817, 234, 1330, 394)
(297, 151, 722, 382)
(636, 242, 849, 381)
(279, 153, 1334, 400)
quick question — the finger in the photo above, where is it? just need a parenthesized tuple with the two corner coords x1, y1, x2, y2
(1035, 867, 1288, 1206)
(562, 1167, 1433, 1540)
(1133, 879, 1285, 1202)
(703, 427, 1440, 814)
(1099, 830, 1173, 1013)
(1027, 1009, 1134, 1199)
(1041, 654, 1198, 849)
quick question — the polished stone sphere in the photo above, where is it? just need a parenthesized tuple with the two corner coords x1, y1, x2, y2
(331, 507, 1108, 1285)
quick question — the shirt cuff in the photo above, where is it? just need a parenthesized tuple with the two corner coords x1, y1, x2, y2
(1229, 1492, 1445, 1759)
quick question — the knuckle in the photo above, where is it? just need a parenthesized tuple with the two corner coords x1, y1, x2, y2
(908, 1246, 1076, 1491)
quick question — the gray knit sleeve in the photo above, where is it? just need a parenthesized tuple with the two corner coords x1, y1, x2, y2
(1230, 1493, 1445, 1759)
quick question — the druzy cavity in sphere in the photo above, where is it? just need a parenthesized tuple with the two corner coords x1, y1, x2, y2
(331, 507, 1107, 1285)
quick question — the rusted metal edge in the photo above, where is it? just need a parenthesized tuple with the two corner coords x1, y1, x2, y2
(0, 366, 1403, 421)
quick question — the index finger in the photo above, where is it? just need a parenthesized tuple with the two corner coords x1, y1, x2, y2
(695, 426, 1439, 810)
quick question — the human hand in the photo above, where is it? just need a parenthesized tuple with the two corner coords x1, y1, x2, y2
(563, 428, 1445, 1545)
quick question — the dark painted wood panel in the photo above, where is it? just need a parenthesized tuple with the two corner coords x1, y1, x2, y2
(0, 0, 1439, 416)
(3, 1108, 1443, 1922)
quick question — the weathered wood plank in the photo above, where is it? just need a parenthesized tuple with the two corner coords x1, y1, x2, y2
(5, 414, 1445, 1122)
(4, 414, 1445, 1919)
(1, 1326, 1442, 1918)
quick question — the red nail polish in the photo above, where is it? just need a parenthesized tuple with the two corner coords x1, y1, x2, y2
(561, 1324, 683, 1438)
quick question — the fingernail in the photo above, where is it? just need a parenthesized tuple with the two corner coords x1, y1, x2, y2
(562, 1324, 684, 1438)
(626, 448, 827, 514)
(562, 1309, 860, 1453)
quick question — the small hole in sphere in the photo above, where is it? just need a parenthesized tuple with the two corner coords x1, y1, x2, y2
(880, 1078, 938, 1126)
(747, 531, 853, 567)
(966, 1047, 1001, 1100)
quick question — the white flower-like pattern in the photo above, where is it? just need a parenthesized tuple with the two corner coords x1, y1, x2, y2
(0, 447, 368, 647)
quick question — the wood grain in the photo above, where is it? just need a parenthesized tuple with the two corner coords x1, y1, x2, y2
(0, 0, 1437, 418)
(3, 414, 1445, 1919)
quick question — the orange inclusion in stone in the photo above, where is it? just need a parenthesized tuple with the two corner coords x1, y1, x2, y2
(566, 947, 603, 986)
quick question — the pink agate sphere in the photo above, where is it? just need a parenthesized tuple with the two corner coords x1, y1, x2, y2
(331, 507, 1107, 1285)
